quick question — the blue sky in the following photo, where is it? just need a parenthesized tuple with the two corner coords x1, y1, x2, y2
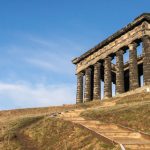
(0, 0, 149, 110)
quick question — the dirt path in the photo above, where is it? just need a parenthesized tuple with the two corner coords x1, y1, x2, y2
(14, 117, 42, 150)
(16, 132, 38, 150)
(58, 108, 150, 150)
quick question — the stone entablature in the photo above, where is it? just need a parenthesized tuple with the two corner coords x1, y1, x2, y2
(75, 22, 149, 74)
(73, 13, 150, 104)
(73, 14, 150, 74)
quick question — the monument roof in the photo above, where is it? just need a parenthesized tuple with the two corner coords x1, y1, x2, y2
(72, 13, 150, 64)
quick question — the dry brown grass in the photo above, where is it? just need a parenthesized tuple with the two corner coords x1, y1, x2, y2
(0, 115, 43, 150)
(21, 117, 117, 150)
(0, 102, 113, 150)
(1, 92, 150, 149)
(0, 116, 117, 150)
(81, 93, 150, 134)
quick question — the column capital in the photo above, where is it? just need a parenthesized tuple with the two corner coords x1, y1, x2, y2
(128, 42, 138, 50)
(116, 49, 124, 56)
(105, 56, 112, 61)
(142, 35, 150, 41)
(77, 72, 84, 77)
(85, 67, 92, 74)
(94, 62, 101, 67)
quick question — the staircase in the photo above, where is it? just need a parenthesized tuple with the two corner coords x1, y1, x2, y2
(58, 109, 150, 150)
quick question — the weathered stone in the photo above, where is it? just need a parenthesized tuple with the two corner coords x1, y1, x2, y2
(73, 13, 150, 103)
(76, 72, 84, 104)
(129, 42, 139, 90)
(142, 35, 150, 85)
(104, 57, 112, 98)
(93, 62, 101, 100)
(73, 14, 150, 74)
(84, 68, 92, 102)
(116, 50, 125, 94)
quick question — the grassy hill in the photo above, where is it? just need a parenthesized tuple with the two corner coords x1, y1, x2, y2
(81, 93, 150, 134)
(0, 92, 150, 150)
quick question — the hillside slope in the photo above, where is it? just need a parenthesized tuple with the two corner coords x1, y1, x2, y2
(0, 92, 150, 150)
(0, 116, 117, 150)
(81, 93, 150, 134)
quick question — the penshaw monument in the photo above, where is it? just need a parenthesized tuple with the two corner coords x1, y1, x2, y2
(72, 13, 150, 104)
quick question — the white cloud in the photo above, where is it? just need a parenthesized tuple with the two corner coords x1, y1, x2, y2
(0, 35, 79, 110)
(0, 82, 76, 110)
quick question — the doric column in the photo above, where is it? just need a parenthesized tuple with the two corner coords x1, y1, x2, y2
(129, 42, 139, 90)
(93, 62, 101, 100)
(142, 35, 150, 85)
(116, 49, 124, 94)
(76, 72, 84, 104)
(84, 67, 92, 102)
(104, 56, 112, 98)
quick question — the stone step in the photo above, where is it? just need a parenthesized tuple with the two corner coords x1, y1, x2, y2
(60, 110, 150, 149)
(112, 137, 150, 144)
(89, 127, 126, 133)
(125, 144, 150, 150)
(101, 132, 141, 138)
(83, 124, 120, 129)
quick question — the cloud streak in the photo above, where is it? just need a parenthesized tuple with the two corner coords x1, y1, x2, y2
(24, 36, 79, 74)
(0, 34, 80, 110)
(0, 82, 76, 110)
(25, 52, 74, 75)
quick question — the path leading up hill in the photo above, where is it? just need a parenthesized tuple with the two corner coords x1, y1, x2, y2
(1, 92, 150, 150)
(58, 102, 150, 150)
